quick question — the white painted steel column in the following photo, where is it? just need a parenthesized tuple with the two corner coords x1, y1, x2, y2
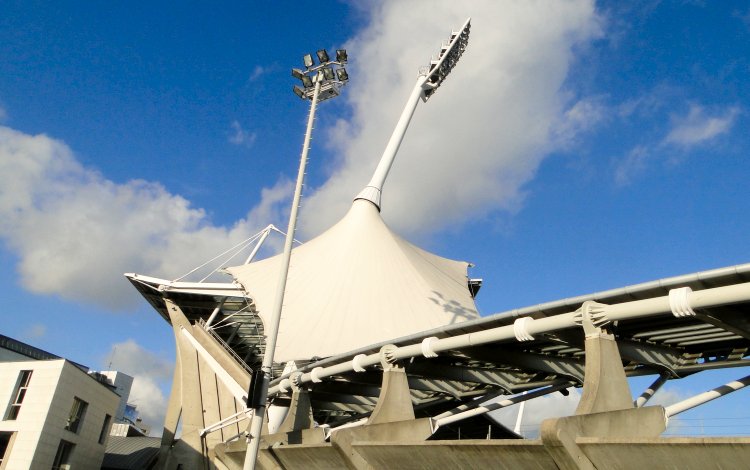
(244, 226, 272, 264)
(431, 383, 570, 430)
(513, 391, 527, 434)
(665, 374, 750, 417)
(635, 373, 669, 407)
(244, 75, 322, 470)
(355, 75, 427, 209)
(204, 297, 227, 329)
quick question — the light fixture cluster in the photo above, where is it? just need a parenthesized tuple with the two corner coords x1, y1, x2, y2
(292, 48, 349, 102)
(423, 19, 471, 100)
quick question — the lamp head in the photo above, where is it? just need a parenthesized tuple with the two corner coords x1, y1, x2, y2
(316, 49, 330, 63)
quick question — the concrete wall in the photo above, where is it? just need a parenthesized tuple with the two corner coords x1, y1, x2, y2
(0, 360, 119, 469)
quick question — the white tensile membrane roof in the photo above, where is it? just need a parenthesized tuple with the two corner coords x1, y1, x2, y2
(225, 198, 479, 363)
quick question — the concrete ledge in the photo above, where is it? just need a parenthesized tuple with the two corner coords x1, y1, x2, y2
(352, 440, 557, 470)
(578, 436, 750, 470)
(269, 443, 349, 470)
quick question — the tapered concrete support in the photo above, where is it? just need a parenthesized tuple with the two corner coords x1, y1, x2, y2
(575, 331, 634, 415)
(160, 300, 210, 469)
(369, 367, 415, 424)
(157, 300, 254, 470)
(262, 389, 326, 447)
(540, 322, 667, 469)
(158, 347, 183, 467)
(330, 364, 428, 469)
(277, 390, 314, 434)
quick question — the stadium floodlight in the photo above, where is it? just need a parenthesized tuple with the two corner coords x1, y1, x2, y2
(422, 17, 471, 100)
(303, 53, 314, 68)
(244, 45, 351, 470)
(289, 46, 350, 102)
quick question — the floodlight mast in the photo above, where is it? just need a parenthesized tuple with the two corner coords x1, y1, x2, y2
(355, 17, 470, 210)
(243, 48, 349, 470)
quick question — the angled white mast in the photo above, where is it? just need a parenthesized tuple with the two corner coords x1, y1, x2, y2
(355, 17, 471, 210)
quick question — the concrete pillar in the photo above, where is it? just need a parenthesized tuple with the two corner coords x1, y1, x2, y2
(541, 304, 667, 469)
(161, 300, 209, 469)
(575, 331, 634, 415)
(157, 345, 183, 468)
(330, 352, 431, 470)
(261, 388, 326, 448)
(369, 367, 415, 425)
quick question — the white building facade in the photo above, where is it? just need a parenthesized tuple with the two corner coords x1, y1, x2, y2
(0, 359, 120, 469)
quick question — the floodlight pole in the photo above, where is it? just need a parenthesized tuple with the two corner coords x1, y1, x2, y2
(243, 75, 322, 470)
(355, 17, 471, 211)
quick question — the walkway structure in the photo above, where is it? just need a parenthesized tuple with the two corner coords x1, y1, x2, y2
(125, 19, 750, 470)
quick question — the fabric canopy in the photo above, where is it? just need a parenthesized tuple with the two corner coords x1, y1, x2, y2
(225, 199, 479, 363)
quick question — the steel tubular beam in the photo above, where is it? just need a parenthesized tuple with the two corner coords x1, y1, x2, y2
(268, 282, 750, 396)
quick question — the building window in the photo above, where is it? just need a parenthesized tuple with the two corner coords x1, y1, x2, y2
(98, 414, 112, 444)
(4, 370, 32, 420)
(0, 432, 15, 467)
(64, 397, 88, 434)
(51, 440, 74, 470)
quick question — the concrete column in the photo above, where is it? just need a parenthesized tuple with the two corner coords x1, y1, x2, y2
(162, 300, 208, 469)
(369, 367, 415, 425)
(157, 342, 183, 468)
(541, 313, 666, 469)
(330, 361, 433, 469)
(575, 331, 634, 415)
(261, 388, 326, 448)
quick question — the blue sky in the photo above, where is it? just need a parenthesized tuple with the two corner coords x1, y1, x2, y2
(1, 1, 749, 431)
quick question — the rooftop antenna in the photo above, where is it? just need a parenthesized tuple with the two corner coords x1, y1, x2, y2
(355, 17, 471, 210)
(106, 346, 116, 370)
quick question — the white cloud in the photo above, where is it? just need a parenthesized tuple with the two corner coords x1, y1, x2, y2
(552, 95, 610, 149)
(614, 145, 650, 186)
(298, 0, 602, 237)
(0, 126, 291, 309)
(664, 105, 740, 148)
(23, 323, 47, 339)
(103, 339, 173, 434)
(249, 65, 267, 82)
(228, 120, 257, 147)
(613, 103, 740, 185)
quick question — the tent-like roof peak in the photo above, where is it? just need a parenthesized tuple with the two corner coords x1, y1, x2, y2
(226, 199, 478, 362)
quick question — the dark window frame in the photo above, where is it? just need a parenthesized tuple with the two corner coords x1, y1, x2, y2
(4, 370, 32, 421)
(64, 397, 88, 434)
(51, 439, 75, 470)
(98, 414, 112, 444)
